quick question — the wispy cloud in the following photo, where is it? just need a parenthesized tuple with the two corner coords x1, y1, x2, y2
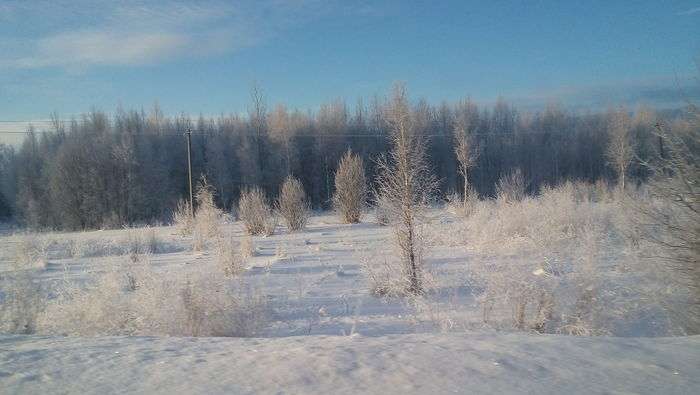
(12, 31, 192, 68)
(677, 6, 700, 15)
(0, 0, 338, 70)
(509, 76, 700, 111)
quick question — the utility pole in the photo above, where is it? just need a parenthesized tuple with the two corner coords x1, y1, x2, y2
(185, 128, 194, 217)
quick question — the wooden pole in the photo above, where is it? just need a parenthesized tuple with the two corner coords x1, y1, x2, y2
(185, 128, 194, 217)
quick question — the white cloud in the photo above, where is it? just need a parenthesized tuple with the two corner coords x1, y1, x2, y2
(677, 7, 700, 15)
(0, 0, 337, 70)
(15, 31, 190, 68)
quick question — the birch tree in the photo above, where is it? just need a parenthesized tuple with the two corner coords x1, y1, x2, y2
(606, 109, 635, 190)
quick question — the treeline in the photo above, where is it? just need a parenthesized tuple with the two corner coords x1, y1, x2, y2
(0, 90, 677, 230)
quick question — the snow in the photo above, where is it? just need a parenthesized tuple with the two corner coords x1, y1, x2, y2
(2, 333, 698, 394)
(1, 211, 699, 393)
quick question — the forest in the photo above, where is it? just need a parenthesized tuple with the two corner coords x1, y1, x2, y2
(0, 88, 684, 230)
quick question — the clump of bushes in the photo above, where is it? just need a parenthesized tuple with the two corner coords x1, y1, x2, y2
(30, 259, 267, 337)
(460, 182, 660, 335)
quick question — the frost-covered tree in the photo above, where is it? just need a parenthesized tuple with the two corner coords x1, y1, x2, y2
(453, 99, 480, 201)
(635, 105, 699, 332)
(6, 88, 689, 230)
(606, 109, 635, 190)
(333, 149, 366, 223)
(375, 84, 438, 294)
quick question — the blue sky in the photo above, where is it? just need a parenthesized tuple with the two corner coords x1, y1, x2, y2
(1, 0, 699, 139)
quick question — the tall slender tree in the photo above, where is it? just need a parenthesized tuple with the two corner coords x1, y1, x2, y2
(375, 84, 438, 294)
(606, 108, 635, 190)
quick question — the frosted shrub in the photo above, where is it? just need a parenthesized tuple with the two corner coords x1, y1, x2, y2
(407, 293, 458, 332)
(592, 179, 614, 202)
(239, 235, 256, 258)
(239, 187, 276, 236)
(0, 272, 45, 334)
(333, 150, 367, 223)
(277, 176, 310, 232)
(374, 194, 391, 226)
(37, 259, 267, 337)
(52, 232, 180, 260)
(470, 252, 559, 332)
(262, 215, 278, 236)
(141, 227, 160, 254)
(194, 179, 222, 237)
(67, 237, 88, 258)
(125, 226, 161, 256)
(38, 265, 140, 336)
(495, 168, 526, 202)
(446, 184, 479, 218)
(192, 178, 224, 251)
(215, 237, 245, 277)
(13, 234, 51, 270)
(460, 183, 637, 335)
(173, 199, 194, 235)
(360, 229, 430, 297)
(360, 249, 412, 297)
(558, 225, 605, 335)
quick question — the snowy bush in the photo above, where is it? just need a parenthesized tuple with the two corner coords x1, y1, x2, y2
(36, 258, 267, 337)
(373, 194, 391, 226)
(277, 176, 310, 232)
(446, 184, 479, 218)
(359, 228, 432, 297)
(333, 150, 367, 223)
(12, 234, 51, 270)
(192, 178, 224, 251)
(215, 237, 245, 277)
(239, 235, 256, 258)
(43, 230, 182, 261)
(0, 271, 45, 334)
(239, 187, 277, 236)
(360, 249, 412, 297)
(125, 226, 161, 257)
(495, 168, 526, 203)
(452, 182, 673, 335)
(172, 198, 194, 235)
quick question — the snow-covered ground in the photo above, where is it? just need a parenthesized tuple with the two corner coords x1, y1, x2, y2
(2, 332, 698, 394)
(1, 209, 698, 394)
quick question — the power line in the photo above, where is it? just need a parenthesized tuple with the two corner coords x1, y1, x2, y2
(0, 129, 578, 137)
